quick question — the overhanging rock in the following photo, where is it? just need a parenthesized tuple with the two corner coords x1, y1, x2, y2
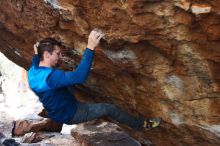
(71, 120, 145, 146)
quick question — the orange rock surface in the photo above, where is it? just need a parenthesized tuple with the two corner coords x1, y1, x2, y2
(0, 0, 220, 145)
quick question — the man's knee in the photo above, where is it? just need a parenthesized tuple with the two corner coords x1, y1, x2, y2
(103, 103, 119, 114)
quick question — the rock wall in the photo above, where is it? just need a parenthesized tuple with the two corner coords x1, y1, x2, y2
(0, 0, 220, 145)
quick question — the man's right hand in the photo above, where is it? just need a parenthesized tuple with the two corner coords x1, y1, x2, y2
(34, 42, 39, 55)
(87, 29, 104, 50)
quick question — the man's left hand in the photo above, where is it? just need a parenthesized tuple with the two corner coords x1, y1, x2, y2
(34, 42, 39, 55)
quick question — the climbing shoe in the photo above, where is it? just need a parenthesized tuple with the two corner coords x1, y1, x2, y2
(144, 117, 162, 129)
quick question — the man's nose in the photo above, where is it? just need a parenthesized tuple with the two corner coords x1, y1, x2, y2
(59, 53, 63, 59)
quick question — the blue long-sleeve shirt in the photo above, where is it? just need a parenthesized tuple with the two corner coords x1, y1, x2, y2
(28, 48, 94, 124)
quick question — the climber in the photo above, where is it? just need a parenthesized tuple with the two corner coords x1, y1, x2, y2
(27, 30, 162, 130)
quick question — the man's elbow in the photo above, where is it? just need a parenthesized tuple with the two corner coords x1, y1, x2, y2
(74, 73, 88, 84)
(78, 77, 87, 83)
(73, 71, 89, 84)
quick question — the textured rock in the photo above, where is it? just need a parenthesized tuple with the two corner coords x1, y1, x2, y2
(0, 0, 220, 145)
(191, 4, 212, 15)
(71, 120, 142, 146)
(0, 111, 14, 137)
(174, 0, 191, 11)
(12, 118, 63, 137)
(21, 132, 45, 143)
(20, 132, 78, 146)
(127, 122, 220, 146)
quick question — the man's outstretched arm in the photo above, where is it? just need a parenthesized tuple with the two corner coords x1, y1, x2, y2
(46, 30, 104, 88)
(46, 48, 94, 88)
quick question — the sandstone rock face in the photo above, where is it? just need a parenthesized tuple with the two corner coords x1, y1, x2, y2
(71, 120, 142, 146)
(0, 0, 220, 145)
(20, 132, 78, 145)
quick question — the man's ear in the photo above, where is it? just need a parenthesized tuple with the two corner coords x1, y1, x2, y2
(43, 51, 50, 60)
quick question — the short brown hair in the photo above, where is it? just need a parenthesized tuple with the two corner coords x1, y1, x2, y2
(37, 38, 61, 60)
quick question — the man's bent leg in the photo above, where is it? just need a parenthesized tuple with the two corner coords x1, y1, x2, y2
(71, 103, 144, 130)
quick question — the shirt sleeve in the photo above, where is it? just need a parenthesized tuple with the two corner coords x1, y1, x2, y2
(30, 55, 40, 67)
(46, 48, 94, 89)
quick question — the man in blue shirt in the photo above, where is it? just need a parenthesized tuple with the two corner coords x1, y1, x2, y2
(28, 30, 161, 130)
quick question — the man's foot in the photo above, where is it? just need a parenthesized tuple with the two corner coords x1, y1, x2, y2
(144, 117, 162, 129)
